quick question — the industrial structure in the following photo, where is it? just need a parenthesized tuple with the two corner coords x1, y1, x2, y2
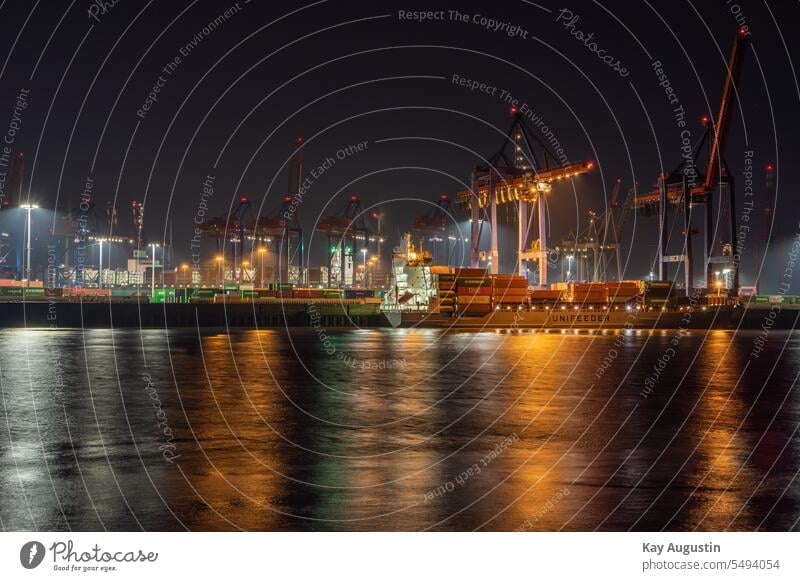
(455, 108, 595, 285)
(2, 27, 786, 326)
(315, 194, 371, 287)
(558, 178, 635, 282)
(633, 28, 750, 293)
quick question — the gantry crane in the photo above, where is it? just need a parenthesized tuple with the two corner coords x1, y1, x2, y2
(559, 178, 635, 281)
(248, 138, 305, 284)
(634, 28, 750, 292)
(454, 108, 595, 284)
(412, 194, 451, 264)
(315, 194, 370, 287)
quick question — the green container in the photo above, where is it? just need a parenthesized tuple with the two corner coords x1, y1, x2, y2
(151, 288, 176, 304)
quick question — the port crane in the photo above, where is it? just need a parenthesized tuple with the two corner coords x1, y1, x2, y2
(559, 178, 635, 281)
(412, 194, 451, 264)
(634, 28, 750, 292)
(197, 197, 254, 284)
(248, 138, 305, 284)
(315, 194, 371, 287)
(454, 108, 594, 284)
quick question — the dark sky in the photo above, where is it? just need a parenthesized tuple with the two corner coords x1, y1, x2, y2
(1, 0, 798, 290)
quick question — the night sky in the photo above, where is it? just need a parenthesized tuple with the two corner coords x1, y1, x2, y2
(1, 0, 798, 291)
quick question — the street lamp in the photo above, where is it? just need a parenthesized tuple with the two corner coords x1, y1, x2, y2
(149, 243, 159, 299)
(180, 263, 189, 288)
(98, 238, 105, 289)
(360, 248, 368, 285)
(21, 204, 38, 287)
(258, 247, 267, 287)
(215, 254, 224, 288)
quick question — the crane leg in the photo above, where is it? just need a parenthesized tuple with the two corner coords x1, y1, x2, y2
(518, 200, 528, 277)
(490, 176, 499, 274)
(470, 172, 481, 268)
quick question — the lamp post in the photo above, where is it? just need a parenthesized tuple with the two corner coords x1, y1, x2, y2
(98, 238, 104, 289)
(258, 247, 267, 287)
(360, 248, 367, 285)
(368, 255, 378, 288)
(149, 243, 159, 299)
(21, 204, 38, 287)
(216, 254, 223, 288)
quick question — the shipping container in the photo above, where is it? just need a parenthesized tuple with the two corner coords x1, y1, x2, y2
(456, 286, 492, 296)
(454, 268, 488, 277)
(457, 295, 491, 304)
(344, 289, 375, 299)
(529, 290, 563, 299)
(456, 277, 492, 287)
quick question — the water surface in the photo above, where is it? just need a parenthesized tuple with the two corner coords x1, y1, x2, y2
(1, 328, 798, 531)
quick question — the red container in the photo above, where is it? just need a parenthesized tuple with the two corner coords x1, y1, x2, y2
(529, 290, 562, 299)
(454, 268, 488, 277)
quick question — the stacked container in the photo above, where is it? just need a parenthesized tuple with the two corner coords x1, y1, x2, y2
(571, 282, 607, 304)
(492, 275, 528, 306)
(435, 273, 456, 313)
(454, 268, 491, 315)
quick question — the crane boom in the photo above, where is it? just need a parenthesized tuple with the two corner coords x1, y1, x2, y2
(705, 28, 750, 191)
(633, 28, 750, 208)
(456, 160, 594, 209)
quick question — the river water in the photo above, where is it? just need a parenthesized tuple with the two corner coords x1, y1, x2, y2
(1, 328, 798, 531)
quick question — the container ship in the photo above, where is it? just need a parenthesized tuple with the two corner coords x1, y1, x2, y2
(387, 267, 800, 330)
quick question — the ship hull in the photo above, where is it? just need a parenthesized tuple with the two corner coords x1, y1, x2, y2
(397, 306, 799, 330)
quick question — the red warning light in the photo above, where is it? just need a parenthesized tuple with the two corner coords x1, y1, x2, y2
(766, 163, 775, 172)
(440, 194, 449, 200)
(241, 197, 248, 203)
(284, 196, 292, 203)
(615, 178, 621, 183)
(700, 115, 711, 125)
(351, 195, 358, 202)
(510, 106, 518, 114)
(586, 161, 595, 169)
(296, 137, 303, 143)
(738, 26, 748, 37)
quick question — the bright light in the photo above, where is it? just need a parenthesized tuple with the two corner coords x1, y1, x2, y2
(21, 204, 39, 209)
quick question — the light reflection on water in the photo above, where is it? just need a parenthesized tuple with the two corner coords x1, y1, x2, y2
(1, 328, 798, 531)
